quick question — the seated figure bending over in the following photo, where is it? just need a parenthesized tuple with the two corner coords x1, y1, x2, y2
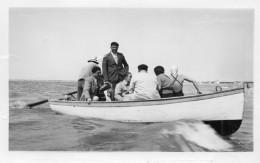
(128, 64, 161, 101)
(80, 66, 105, 103)
(169, 65, 202, 96)
(114, 72, 132, 101)
(154, 66, 174, 98)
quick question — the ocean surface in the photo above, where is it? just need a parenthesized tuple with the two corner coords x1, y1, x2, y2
(9, 80, 253, 151)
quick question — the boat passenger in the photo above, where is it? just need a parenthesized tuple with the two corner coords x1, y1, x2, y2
(102, 42, 129, 101)
(77, 56, 99, 100)
(154, 66, 174, 98)
(80, 67, 106, 103)
(114, 72, 132, 101)
(127, 64, 161, 101)
(169, 65, 202, 96)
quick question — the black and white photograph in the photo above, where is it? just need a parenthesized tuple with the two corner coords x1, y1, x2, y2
(1, 0, 260, 163)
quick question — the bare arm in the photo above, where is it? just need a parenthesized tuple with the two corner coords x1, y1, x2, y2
(183, 75, 202, 94)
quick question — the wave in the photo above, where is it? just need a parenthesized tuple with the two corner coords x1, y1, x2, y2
(160, 120, 233, 151)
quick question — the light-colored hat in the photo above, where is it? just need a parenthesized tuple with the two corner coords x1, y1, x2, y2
(88, 56, 99, 64)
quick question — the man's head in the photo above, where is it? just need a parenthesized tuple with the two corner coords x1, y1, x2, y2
(110, 42, 119, 53)
(154, 66, 165, 76)
(170, 65, 178, 75)
(92, 67, 101, 79)
(138, 64, 148, 72)
(124, 72, 132, 84)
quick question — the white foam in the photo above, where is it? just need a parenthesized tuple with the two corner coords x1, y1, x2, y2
(161, 120, 233, 151)
(11, 100, 27, 109)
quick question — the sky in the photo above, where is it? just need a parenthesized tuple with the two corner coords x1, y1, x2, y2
(9, 8, 254, 81)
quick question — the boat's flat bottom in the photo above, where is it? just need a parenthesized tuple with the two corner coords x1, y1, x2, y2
(203, 120, 242, 136)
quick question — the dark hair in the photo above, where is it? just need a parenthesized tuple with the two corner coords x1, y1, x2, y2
(92, 67, 101, 73)
(123, 72, 132, 79)
(154, 66, 165, 76)
(111, 42, 119, 46)
(138, 64, 148, 71)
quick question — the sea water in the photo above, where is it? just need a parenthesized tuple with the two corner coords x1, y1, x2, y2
(9, 80, 253, 151)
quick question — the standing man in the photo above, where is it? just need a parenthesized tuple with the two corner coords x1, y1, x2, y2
(77, 56, 99, 100)
(102, 42, 129, 100)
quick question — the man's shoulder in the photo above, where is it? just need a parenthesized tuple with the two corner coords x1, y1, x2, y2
(157, 74, 164, 78)
(146, 74, 158, 81)
(104, 53, 116, 61)
(117, 52, 124, 56)
(104, 53, 111, 57)
(85, 76, 94, 82)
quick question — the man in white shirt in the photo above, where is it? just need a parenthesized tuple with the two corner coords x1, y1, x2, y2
(128, 64, 161, 101)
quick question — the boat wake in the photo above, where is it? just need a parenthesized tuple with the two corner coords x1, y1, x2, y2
(79, 119, 233, 151)
(160, 120, 233, 151)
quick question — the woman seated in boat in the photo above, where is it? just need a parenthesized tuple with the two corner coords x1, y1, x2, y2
(154, 66, 174, 98)
(114, 72, 133, 101)
(169, 65, 202, 96)
(126, 64, 161, 101)
(80, 67, 106, 103)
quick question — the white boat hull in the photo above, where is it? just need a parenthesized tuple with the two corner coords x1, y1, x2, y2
(50, 89, 244, 122)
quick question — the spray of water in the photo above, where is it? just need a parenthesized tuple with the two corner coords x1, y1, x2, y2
(11, 101, 27, 109)
(161, 120, 233, 151)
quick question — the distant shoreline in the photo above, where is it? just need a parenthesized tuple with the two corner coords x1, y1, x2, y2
(9, 79, 76, 82)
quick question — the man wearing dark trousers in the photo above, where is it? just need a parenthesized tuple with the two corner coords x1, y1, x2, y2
(102, 42, 129, 100)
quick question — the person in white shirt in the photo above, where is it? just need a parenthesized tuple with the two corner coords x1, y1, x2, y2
(77, 56, 99, 100)
(128, 64, 161, 101)
(114, 72, 132, 101)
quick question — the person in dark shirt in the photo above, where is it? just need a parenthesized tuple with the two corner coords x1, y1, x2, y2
(154, 66, 174, 98)
(102, 42, 129, 100)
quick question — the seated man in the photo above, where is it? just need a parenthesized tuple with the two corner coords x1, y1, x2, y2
(154, 66, 174, 98)
(80, 67, 105, 103)
(169, 65, 202, 96)
(114, 72, 132, 101)
(128, 64, 161, 101)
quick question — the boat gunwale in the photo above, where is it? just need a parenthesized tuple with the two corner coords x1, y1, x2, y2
(50, 87, 244, 107)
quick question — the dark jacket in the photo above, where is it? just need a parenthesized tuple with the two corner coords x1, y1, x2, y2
(102, 52, 129, 83)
